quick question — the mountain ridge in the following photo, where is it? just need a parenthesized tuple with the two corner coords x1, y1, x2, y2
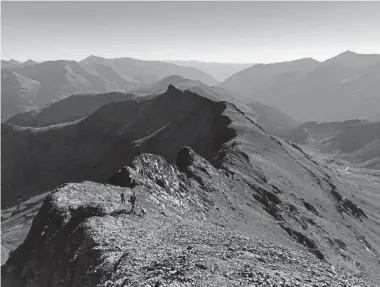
(2, 86, 380, 285)
(6, 75, 299, 136)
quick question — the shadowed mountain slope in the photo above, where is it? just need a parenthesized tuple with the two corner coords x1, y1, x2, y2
(282, 120, 380, 170)
(6, 92, 133, 127)
(246, 101, 300, 136)
(220, 51, 380, 121)
(1, 192, 48, 265)
(2, 86, 380, 285)
(1, 86, 236, 208)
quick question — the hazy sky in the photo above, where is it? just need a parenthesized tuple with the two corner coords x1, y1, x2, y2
(2, 1, 380, 63)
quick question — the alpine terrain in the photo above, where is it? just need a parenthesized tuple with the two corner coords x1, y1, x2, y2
(2, 86, 380, 286)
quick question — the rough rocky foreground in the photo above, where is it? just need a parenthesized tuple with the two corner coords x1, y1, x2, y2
(2, 148, 376, 286)
(1, 192, 48, 265)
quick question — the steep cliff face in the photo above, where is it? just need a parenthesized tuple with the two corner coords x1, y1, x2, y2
(2, 149, 375, 286)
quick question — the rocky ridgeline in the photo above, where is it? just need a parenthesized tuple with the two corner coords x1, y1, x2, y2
(2, 148, 374, 286)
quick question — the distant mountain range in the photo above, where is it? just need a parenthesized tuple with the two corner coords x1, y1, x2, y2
(219, 51, 380, 122)
(80, 56, 218, 86)
(1, 57, 218, 120)
(6, 75, 299, 136)
(3, 50, 380, 123)
(165, 60, 254, 81)
(282, 119, 380, 170)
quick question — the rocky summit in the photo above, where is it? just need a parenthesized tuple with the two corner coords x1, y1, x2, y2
(1, 148, 375, 286)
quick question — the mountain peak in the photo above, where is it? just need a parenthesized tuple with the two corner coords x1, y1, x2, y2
(81, 55, 107, 62)
(23, 59, 36, 65)
(325, 50, 380, 66)
(167, 84, 178, 92)
(8, 59, 20, 65)
(332, 50, 359, 59)
(341, 50, 357, 55)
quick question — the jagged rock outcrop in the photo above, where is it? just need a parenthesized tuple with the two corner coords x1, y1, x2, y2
(2, 150, 375, 286)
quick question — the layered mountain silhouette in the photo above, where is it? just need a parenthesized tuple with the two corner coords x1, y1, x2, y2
(81, 56, 218, 86)
(133, 75, 299, 135)
(1, 57, 218, 120)
(6, 75, 298, 135)
(1, 60, 116, 120)
(2, 86, 380, 285)
(1, 69, 39, 118)
(220, 51, 380, 121)
(166, 60, 254, 81)
(1, 59, 22, 69)
(282, 120, 380, 170)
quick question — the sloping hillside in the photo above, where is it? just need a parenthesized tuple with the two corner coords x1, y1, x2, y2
(2, 147, 380, 285)
(219, 51, 380, 121)
(219, 58, 319, 97)
(246, 101, 300, 136)
(1, 61, 115, 120)
(282, 120, 380, 169)
(8, 60, 112, 105)
(1, 69, 40, 119)
(6, 92, 133, 127)
(2, 86, 380, 285)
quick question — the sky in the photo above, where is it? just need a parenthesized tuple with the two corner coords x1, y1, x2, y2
(1, 1, 380, 63)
